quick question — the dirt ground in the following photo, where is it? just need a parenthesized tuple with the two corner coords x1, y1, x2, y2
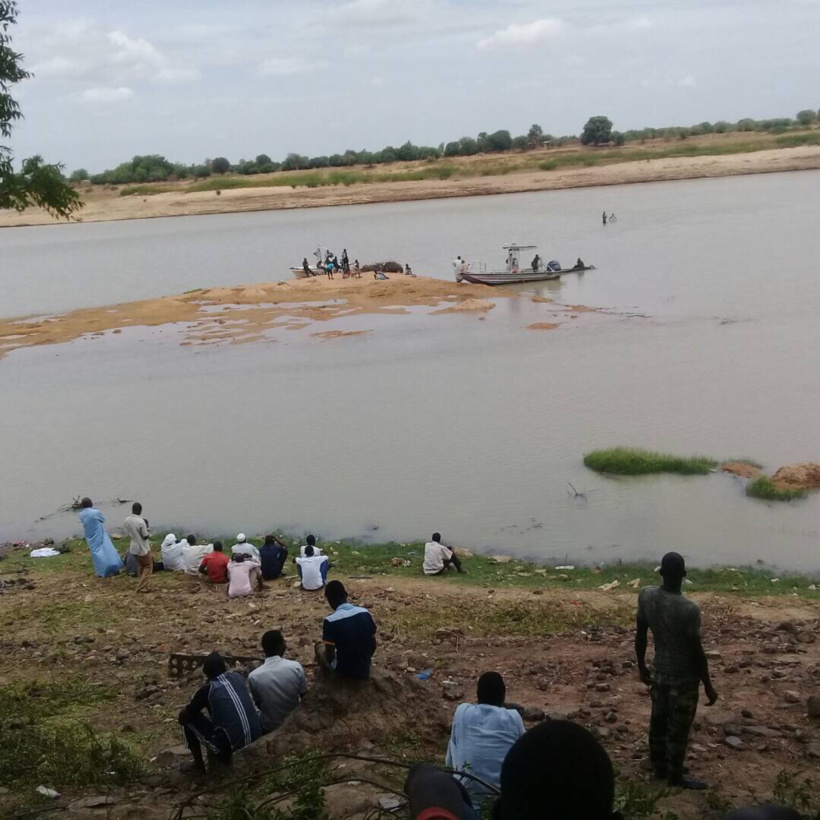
(1, 548, 818, 819)
(1, 144, 819, 229)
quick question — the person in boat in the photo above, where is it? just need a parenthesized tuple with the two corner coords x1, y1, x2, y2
(353, 260, 361, 278)
(452, 255, 463, 276)
(302, 258, 313, 277)
(531, 254, 541, 272)
(574, 258, 585, 270)
(609, 213, 616, 222)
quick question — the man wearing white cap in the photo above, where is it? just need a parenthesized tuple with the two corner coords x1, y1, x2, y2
(231, 533, 261, 563)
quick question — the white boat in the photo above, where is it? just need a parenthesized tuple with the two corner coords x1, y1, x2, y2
(456, 244, 594, 286)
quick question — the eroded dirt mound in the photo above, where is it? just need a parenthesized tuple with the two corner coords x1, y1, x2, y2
(771, 462, 820, 489)
(721, 462, 762, 480)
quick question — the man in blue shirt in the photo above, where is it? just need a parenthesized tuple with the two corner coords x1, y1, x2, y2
(317, 581, 377, 680)
(177, 652, 262, 773)
(446, 672, 525, 803)
(259, 534, 289, 580)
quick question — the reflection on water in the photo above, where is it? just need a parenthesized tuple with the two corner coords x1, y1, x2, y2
(1, 171, 819, 569)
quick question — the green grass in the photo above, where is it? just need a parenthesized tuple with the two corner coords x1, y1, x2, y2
(775, 132, 820, 147)
(119, 184, 169, 197)
(583, 447, 718, 476)
(746, 476, 808, 502)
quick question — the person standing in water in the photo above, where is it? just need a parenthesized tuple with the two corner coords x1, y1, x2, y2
(79, 498, 122, 578)
(602, 211, 608, 225)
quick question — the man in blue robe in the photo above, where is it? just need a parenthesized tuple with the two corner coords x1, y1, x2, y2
(78, 497, 122, 578)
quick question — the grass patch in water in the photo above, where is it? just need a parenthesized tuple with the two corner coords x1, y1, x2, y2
(746, 477, 807, 502)
(583, 447, 718, 475)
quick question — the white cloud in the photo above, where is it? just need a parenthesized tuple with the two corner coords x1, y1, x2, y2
(371, 76, 386, 87)
(678, 75, 696, 88)
(258, 57, 330, 76)
(154, 67, 201, 84)
(329, 0, 425, 26)
(478, 18, 565, 50)
(78, 86, 134, 104)
(627, 16, 653, 30)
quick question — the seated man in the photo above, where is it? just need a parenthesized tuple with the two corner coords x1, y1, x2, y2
(299, 534, 323, 558)
(316, 581, 377, 680)
(199, 541, 230, 584)
(248, 630, 308, 733)
(446, 672, 525, 803)
(161, 533, 186, 572)
(260, 534, 289, 580)
(227, 552, 261, 598)
(405, 764, 480, 820)
(231, 533, 261, 563)
(182, 536, 213, 575)
(492, 720, 623, 819)
(424, 532, 465, 576)
(177, 651, 262, 773)
(295, 545, 330, 591)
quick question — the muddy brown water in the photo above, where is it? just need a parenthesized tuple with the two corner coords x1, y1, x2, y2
(1, 171, 819, 570)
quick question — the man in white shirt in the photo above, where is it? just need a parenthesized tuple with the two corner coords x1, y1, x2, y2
(446, 672, 525, 803)
(232, 533, 261, 562)
(160, 533, 185, 572)
(248, 630, 308, 733)
(299, 534, 323, 558)
(452, 255, 463, 277)
(295, 546, 330, 591)
(423, 532, 465, 576)
(182, 536, 213, 575)
(122, 502, 152, 592)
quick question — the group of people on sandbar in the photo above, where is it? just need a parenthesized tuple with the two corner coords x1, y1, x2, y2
(302, 247, 415, 280)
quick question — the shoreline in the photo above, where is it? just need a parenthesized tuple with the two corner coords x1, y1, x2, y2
(1, 144, 819, 228)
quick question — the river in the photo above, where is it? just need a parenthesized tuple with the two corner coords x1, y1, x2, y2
(1, 171, 819, 569)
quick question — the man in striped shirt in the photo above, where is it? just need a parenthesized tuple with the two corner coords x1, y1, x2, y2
(177, 652, 262, 773)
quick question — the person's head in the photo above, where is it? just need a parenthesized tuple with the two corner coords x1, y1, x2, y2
(304, 545, 314, 557)
(132, 502, 142, 515)
(233, 551, 246, 563)
(660, 552, 686, 586)
(81, 497, 93, 508)
(432, 532, 441, 543)
(325, 580, 348, 610)
(477, 671, 506, 707)
(213, 541, 223, 553)
(186, 534, 196, 546)
(236, 533, 247, 544)
(493, 720, 621, 820)
(264, 534, 276, 546)
(261, 629, 286, 658)
(306, 534, 316, 547)
(203, 651, 227, 680)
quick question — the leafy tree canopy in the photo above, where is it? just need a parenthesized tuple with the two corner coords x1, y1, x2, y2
(0, 1, 81, 218)
(581, 116, 613, 145)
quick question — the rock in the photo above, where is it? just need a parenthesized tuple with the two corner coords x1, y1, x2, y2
(135, 685, 160, 701)
(724, 736, 743, 750)
(741, 709, 754, 719)
(434, 627, 466, 644)
(490, 555, 511, 564)
(510, 704, 545, 722)
(705, 650, 722, 660)
(605, 711, 618, 724)
(532, 589, 544, 596)
(762, 643, 779, 654)
(378, 796, 402, 810)
(69, 796, 118, 810)
(36, 786, 61, 799)
(154, 745, 190, 767)
(807, 695, 820, 719)
(593, 726, 611, 740)
(783, 690, 801, 704)
(805, 742, 820, 760)
(455, 548, 473, 558)
(743, 726, 783, 739)
(442, 682, 464, 701)
(597, 581, 620, 592)
(391, 557, 404, 567)
(595, 683, 611, 692)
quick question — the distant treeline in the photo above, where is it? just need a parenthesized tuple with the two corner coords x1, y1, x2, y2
(71, 109, 820, 185)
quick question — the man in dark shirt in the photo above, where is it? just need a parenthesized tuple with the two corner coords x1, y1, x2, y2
(636, 552, 718, 790)
(177, 651, 262, 773)
(259, 534, 289, 580)
(317, 581, 377, 680)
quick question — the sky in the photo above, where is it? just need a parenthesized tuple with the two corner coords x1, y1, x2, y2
(10, 0, 820, 173)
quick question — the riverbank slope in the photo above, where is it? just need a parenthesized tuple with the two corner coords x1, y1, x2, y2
(2, 141, 820, 228)
(0, 538, 818, 818)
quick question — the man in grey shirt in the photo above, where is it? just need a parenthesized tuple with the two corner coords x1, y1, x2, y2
(636, 552, 718, 790)
(248, 630, 307, 733)
(122, 502, 152, 592)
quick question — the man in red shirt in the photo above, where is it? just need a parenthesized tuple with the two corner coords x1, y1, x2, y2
(199, 541, 229, 584)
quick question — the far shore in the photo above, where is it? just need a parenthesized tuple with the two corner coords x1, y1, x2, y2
(2, 143, 819, 228)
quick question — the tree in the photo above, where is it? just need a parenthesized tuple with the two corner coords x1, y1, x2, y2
(512, 135, 528, 150)
(70, 169, 89, 182)
(527, 123, 544, 148)
(444, 141, 461, 157)
(796, 109, 817, 126)
(612, 131, 625, 146)
(486, 130, 512, 152)
(210, 156, 230, 174)
(580, 116, 613, 145)
(0, 1, 81, 218)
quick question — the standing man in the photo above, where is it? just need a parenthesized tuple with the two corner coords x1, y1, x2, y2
(248, 630, 308, 733)
(423, 533, 466, 576)
(316, 581, 377, 680)
(123, 502, 152, 592)
(602, 210, 608, 225)
(452, 255, 463, 278)
(636, 552, 718, 790)
(78, 498, 122, 578)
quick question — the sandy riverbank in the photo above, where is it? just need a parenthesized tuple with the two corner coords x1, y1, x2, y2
(0, 275, 587, 361)
(2, 145, 819, 228)
(0, 539, 818, 818)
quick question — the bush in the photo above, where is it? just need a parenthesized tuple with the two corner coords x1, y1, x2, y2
(211, 157, 231, 174)
(583, 447, 718, 475)
(746, 477, 807, 502)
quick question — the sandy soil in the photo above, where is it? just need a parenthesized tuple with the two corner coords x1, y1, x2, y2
(0, 276, 533, 361)
(772, 463, 820, 490)
(2, 145, 819, 228)
(0, 547, 818, 819)
(721, 462, 763, 480)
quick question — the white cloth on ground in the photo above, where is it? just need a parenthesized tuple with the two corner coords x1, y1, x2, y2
(30, 548, 60, 558)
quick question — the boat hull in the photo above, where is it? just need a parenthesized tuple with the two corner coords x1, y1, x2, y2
(458, 266, 595, 286)
(290, 267, 327, 279)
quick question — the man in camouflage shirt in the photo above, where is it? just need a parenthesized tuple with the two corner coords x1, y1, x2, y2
(636, 552, 718, 790)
